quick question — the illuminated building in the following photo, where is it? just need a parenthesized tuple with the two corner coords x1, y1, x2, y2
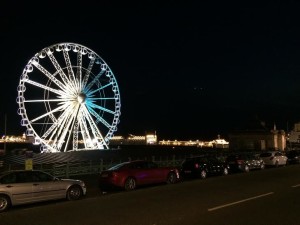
(287, 122, 300, 149)
(158, 136, 229, 148)
(110, 132, 158, 145)
(229, 125, 286, 151)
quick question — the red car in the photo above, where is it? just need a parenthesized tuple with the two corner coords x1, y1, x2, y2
(99, 160, 180, 191)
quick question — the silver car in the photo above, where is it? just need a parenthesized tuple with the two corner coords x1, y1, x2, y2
(0, 170, 86, 212)
(259, 151, 288, 167)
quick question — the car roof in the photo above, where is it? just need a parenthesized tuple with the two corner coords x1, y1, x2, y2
(128, 160, 150, 163)
(266, 151, 277, 153)
(0, 170, 47, 176)
(107, 160, 155, 170)
(185, 155, 208, 159)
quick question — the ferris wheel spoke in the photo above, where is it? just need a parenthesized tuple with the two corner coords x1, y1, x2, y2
(32, 61, 68, 92)
(78, 110, 93, 148)
(79, 114, 94, 149)
(30, 104, 68, 123)
(84, 69, 105, 93)
(50, 105, 78, 151)
(76, 51, 83, 91)
(41, 107, 72, 139)
(88, 102, 115, 114)
(63, 106, 80, 152)
(82, 106, 107, 149)
(82, 57, 95, 90)
(47, 50, 76, 94)
(63, 47, 78, 91)
(42, 103, 72, 139)
(78, 112, 93, 149)
(73, 118, 80, 151)
(87, 82, 112, 96)
(89, 97, 116, 100)
(47, 112, 71, 148)
(88, 107, 111, 128)
(24, 99, 71, 103)
(24, 79, 65, 96)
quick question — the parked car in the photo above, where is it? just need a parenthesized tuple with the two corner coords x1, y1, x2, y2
(98, 160, 180, 191)
(259, 151, 288, 167)
(286, 150, 300, 164)
(180, 155, 230, 179)
(226, 153, 265, 172)
(0, 170, 86, 212)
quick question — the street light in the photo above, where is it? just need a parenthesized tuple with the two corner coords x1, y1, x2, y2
(4, 113, 7, 153)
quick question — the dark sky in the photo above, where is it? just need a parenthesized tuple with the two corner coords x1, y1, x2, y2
(1, 0, 300, 140)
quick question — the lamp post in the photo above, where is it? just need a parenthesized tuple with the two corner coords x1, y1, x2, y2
(4, 113, 7, 153)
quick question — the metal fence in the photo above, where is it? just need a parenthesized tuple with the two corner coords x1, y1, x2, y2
(0, 155, 186, 178)
(0, 150, 257, 178)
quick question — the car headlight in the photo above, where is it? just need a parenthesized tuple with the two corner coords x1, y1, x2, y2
(79, 181, 86, 188)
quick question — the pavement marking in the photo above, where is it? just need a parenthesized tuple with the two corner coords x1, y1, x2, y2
(208, 192, 274, 212)
(291, 184, 300, 188)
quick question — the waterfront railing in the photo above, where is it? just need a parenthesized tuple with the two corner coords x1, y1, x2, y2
(0, 155, 186, 178)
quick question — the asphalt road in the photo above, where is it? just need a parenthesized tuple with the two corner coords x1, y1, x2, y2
(1, 165, 300, 225)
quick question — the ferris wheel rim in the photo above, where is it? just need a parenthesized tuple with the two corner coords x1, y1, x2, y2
(17, 42, 121, 153)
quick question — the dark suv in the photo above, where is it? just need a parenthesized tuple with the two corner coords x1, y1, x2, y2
(226, 153, 265, 172)
(286, 150, 300, 164)
(180, 155, 229, 179)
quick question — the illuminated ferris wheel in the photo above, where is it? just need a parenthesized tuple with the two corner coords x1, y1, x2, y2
(16, 43, 121, 153)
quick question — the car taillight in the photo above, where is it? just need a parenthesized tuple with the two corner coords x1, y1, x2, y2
(195, 163, 199, 169)
(111, 172, 118, 177)
(101, 171, 117, 178)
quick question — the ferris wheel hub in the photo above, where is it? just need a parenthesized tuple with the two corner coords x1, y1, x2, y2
(77, 93, 86, 104)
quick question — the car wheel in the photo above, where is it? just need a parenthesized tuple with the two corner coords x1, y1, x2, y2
(67, 185, 83, 200)
(0, 195, 10, 212)
(223, 168, 229, 176)
(167, 172, 177, 184)
(244, 165, 250, 173)
(124, 177, 136, 191)
(200, 170, 207, 179)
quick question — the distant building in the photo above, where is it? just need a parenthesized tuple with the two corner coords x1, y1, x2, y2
(159, 139, 209, 147)
(211, 135, 229, 148)
(229, 122, 286, 151)
(287, 122, 300, 149)
(110, 132, 229, 149)
(158, 135, 229, 149)
(110, 132, 158, 145)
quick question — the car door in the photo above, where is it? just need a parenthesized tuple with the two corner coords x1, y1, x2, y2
(0, 171, 34, 205)
(129, 161, 152, 185)
(207, 157, 221, 174)
(146, 161, 165, 183)
(31, 171, 65, 202)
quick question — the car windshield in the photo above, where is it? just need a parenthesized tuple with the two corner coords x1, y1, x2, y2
(260, 153, 272, 157)
(244, 154, 257, 160)
(108, 162, 129, 171)
(227, 155, 240, 160)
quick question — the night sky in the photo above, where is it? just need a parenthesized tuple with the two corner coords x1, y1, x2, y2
(2, 1, 300, 140)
